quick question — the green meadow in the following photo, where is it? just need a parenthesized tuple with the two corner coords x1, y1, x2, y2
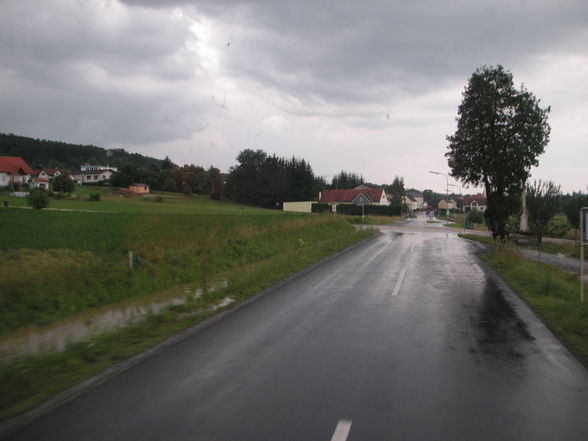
(0, 189, 377, 419)
(0, 190, 373, 333)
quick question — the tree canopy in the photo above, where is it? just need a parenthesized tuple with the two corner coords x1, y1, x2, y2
(52, 173, 75, 193)
(446, 65, 550, 239)
(330, 171, 364, 189)
(225, 149, 320, 208)
(525, 180, 560, 242)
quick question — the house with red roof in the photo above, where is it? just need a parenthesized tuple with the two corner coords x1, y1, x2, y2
(0, 156, 34, 189)
(319, 186, 389, 206)
(463, 194, 487, 212)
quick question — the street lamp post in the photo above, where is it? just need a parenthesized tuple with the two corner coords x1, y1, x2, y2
(429, 171, 449, 221)
(448, 183, 463, 214)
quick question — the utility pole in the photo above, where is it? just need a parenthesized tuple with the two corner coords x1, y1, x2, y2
(429, 171, 449, 221)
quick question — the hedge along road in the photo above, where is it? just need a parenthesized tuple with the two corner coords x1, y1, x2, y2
(3, 214, 588, 441)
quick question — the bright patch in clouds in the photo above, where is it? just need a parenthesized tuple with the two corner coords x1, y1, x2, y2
(262, 115, 289, 131)
(0, 0, 586, 192)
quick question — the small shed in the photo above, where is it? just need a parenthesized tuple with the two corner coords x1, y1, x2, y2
(128, 183, 150, 194)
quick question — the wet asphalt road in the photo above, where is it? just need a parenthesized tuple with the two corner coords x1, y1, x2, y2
(4, 216, 588, 441)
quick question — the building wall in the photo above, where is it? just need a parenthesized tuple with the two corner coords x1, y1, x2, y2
(283, 201, 313, 213)
(129, 185, 149, 194)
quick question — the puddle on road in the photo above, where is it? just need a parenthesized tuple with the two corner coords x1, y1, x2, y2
(469, 280, 534, 367)
(0, 280, 231, 362)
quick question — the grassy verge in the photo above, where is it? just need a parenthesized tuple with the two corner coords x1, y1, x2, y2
(0, 208, 339, 332)
(481, 247, 588, 365)
(0, 222, 374, 419)
(459, 234, 584, 260)
(442, 213, 487, 231)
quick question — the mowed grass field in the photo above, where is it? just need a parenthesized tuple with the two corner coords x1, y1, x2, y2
(0, 189, 373, 334)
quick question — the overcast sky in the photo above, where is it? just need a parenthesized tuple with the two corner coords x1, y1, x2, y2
(1, 0, 586, 193)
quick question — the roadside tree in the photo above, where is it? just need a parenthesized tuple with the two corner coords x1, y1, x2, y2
(52, 173, 75, 194)
(525, 180, 561, 243)
(446, 65, 550, 240)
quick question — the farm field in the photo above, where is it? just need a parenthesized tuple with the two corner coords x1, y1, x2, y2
(0, 189, 376, 419)
(0, 189, 372, 333)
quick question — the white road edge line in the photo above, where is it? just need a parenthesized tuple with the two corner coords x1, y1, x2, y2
(410, 243, 416, 253)
(331, 419, 352, 441)
(392, 267, 407, 297)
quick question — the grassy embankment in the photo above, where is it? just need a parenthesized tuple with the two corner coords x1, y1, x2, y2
(460, 233, 583, 260)
(0, 190, 376, 420)
(440, 213, 488, 231)
(459, 235, 588, 365)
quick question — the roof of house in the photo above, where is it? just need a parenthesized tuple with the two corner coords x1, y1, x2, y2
(320, 188, 385, 203)
(463, 194, 487, 205)
(0, 156, 34, 175)
(130, 183, 149, 187)
(43, 168, 63, 176)
(77, 169, 114, 175)
(406, 190, 423, 198)
(34, 177, 49, 183)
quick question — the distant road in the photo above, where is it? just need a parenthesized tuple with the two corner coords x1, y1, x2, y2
(4, 214, 588, 440)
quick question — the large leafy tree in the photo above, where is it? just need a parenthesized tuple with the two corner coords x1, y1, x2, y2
(446, 65, 550, 239)
(225, 149, 319, 207)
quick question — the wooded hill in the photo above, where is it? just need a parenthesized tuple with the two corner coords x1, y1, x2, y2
(0, 133, 163, 170)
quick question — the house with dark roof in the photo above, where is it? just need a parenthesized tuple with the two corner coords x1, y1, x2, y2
(0, 156, 34, 188)
(319, 186, 389, 206)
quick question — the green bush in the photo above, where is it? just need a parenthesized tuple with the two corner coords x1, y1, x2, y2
(89, 193, 101, 201)
(27, 189, 50, 210)
(311, 203, 332, 213)
(466, 208, 484, 224)
(545, 218, 570, 238)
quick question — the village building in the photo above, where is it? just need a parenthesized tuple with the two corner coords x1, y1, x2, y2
(463, 194, 487, 212)
(319, 186, 389, 206)
(128, 183, 150, 194)
(0, 156, 34, 188)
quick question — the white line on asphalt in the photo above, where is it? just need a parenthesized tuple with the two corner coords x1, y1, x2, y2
(330, 419, 352, 441)
(392, 267, 407, 297)
(410, 243, 416, 253)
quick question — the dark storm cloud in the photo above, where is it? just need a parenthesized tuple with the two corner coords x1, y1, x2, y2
(0, 0, 211, 145)
(121, 0, 588, 104)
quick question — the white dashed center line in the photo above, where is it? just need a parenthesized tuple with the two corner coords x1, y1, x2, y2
(392, 267, 407, 297)
(330, 419, 352, 441)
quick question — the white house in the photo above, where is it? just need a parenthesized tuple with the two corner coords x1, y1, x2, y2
(71, 169, 114, 185)
(80, 164, 118, 173)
